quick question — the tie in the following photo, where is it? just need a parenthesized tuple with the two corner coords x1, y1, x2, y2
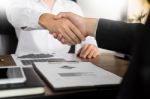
(68, 45, 75, 53)
(146, 12, 150, 26)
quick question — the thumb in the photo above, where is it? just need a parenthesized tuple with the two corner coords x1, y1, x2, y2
(54, 12, 67, 20)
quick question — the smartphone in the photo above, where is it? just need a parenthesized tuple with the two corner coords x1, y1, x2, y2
(0, 66, 26, 85)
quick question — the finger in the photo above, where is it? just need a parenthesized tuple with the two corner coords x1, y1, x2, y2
(59, 37, 71, 45)
(61, 27, 77, 45)
(87, 49, 96, 59)
(82, 46, 93, 59)
(62, 36, 74, 45)
(60, 38, 67, 44)
(64, 24, 81, 44)
(52, 33, 58, 38)
(92, 50, 100, 58)
(77, 47, 82, 57)
(53, 31, 70, 44)
(58, 27, 74, 45)
(81, 45, 97, 59)
(79, 44, 88, 56)
(79, 45, 89, 56)
(55, 12, 69, 19)
(69, 23, 85, 41)
(57, 33, 63, 41)
(79, 45, 90, 58)
(53, 33, 64, 43)
(54, 13, 64, 19)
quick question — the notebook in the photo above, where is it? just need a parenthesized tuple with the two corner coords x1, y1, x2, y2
(0, 67, 45, 98)
(33, 62, 122, 91)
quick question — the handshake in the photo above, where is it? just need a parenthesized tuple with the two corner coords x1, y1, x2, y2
(39, 12, 98, 45)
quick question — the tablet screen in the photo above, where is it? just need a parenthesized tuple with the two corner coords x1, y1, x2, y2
(0, 67, 23, 79)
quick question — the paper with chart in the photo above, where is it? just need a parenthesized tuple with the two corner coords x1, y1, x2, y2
(33, 62, 122, 90)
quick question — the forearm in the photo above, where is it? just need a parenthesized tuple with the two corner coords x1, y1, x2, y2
(6, 0, 50, 30)
(6, 7, 43, 30)
(85, 18, 98, 37)
(95, 19, 144, 54)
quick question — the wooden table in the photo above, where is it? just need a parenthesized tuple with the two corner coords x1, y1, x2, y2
(85, 53, 129, 77)
(0, 53, 129, 99)
(0, 55, 16, 66)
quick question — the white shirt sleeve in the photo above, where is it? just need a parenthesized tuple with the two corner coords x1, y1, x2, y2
(6, 0, 49, 30)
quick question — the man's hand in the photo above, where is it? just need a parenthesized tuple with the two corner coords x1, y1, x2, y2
(55, 12, 87, 37)
(54, 12, 98, 44)
(77, 44, 100, 59)
(39, 13, 85, 44)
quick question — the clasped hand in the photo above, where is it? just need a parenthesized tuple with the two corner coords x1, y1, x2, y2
(39, 12, 96, 45)
(39, 12, 100, 59)
(52, 12, 88, 45)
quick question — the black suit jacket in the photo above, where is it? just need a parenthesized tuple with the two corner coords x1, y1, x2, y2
(96, 14, 150, 99)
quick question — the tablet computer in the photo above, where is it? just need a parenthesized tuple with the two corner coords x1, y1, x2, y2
(0, 66, 26, 84)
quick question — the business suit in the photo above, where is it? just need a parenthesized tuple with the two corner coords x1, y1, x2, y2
(96, 14, 150, 99)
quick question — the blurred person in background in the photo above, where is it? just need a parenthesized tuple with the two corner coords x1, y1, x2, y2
(6, 0, 100, 59)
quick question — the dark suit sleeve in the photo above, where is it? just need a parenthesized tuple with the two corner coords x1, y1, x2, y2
(95, 19, 144, 54)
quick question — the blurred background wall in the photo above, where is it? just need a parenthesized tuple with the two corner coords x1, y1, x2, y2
(77, 0, 127, 20)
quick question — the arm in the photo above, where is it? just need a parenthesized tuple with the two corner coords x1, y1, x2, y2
(64, 0, 100, 58)
(96, 19, 144, 54)
(6, 0, 84, 44)
(55, 12, 145, 55)
(6, 0, 47, 29)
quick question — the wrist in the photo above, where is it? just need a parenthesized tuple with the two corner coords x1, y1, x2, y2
(39, 13, 54, 30)
(85, 18, 98, 37)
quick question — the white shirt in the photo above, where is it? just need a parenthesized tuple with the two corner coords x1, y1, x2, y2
(6, 0, 97, 56)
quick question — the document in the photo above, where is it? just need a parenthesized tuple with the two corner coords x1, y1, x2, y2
(33, 62, 122, 91)
(12, 53, 81, 66)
